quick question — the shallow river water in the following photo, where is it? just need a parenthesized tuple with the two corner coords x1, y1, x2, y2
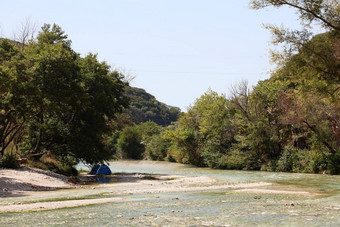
(1, 160, 340, 226)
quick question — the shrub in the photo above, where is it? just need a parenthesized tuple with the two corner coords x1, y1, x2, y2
(218, 149, 246, 170)
(327, 151, 340, 175)
(0, 154, 19, 169)
(291, 149, 328, 173)
(202, 151, 221, 168)
(165, 153, 177, 162)
(146, 135, 169, 161)
(55, 164, 78, 176)
(117, 126, 145, 159)
(28, 153, 78, 176)
(261, 160, 277, 172)
(276, 145, 295, 172)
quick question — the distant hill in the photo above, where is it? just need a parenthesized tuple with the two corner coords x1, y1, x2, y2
(125, 87, 181, 126)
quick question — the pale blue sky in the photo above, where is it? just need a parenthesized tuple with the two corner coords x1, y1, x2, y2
(1, 0, 308, 111)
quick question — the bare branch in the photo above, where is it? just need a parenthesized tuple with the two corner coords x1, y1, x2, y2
(115, 67, 137, 84)
(13, 17, 37, 49)
(229, 80, 251, 121)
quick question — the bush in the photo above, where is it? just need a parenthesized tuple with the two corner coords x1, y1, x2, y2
(54, 164, 78, 176)
(117, 126, 145, 159)
(218, 149, 246, 170)
(275, 146, 331, 173)
(202, 150, 221, 168)
(291, 149, 327, 173)
(276, 145, 295, 172)
(261, 160, 277, 172)
(27, 159, 49, 170)
(28, 153, 78, 176)
(146, 135, 169, 161)
(165, 153, 177, 162)
(327, 151, 340, 175)
(0, 154, 19, 169)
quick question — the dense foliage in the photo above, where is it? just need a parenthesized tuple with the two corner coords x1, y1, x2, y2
(0, 24, 129, 169)
(160, 30, 339, 173)
(115, 121, 169, 161)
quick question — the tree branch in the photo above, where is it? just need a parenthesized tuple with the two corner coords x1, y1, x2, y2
(278, 0, 340, 32)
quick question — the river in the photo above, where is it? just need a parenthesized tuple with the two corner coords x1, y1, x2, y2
(1, 160, 339, 226)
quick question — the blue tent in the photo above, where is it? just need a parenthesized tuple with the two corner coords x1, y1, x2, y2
(89, 164, 100, 175)
(96, 164, 112, 175)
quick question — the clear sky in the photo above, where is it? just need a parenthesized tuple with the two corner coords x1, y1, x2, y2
(0, 0, 306, 111)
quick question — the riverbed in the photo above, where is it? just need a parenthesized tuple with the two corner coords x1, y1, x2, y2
(1, 160, 339, 226)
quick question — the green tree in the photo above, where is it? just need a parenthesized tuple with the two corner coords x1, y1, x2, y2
(117, 126, 145, 159)
(1, 24, 129, 167)
(0, 39, 31, 156)
(146, 134, 170, 161)
(135, 121, 165, 160)
(193, 89, 236, 167)
(251, 0, 340, 173)
(19, 24, 81, 157)
(229, 80, 288, 170)
(165, 89, 236, 167)
(164, 119, 201, 165)
(137, 121, 162, 144)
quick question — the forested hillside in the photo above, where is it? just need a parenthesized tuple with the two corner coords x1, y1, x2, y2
(125, 86, 181, 126)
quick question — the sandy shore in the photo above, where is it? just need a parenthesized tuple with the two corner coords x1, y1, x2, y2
(0, 167, 76, 197)
(0, 167, 316, 213)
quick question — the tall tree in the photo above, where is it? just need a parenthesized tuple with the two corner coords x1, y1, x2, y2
(165, 89, 236, 167)
(251, 0, 340, 172)
(0, 39, 28, 156)
(1, 24, 129, 165)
